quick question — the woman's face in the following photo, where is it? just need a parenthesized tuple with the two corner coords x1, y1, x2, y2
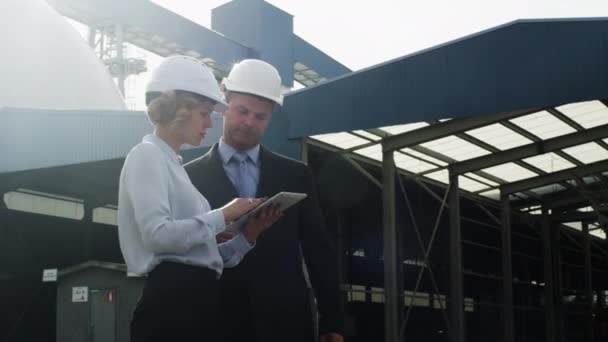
(174, 100, 215, 147)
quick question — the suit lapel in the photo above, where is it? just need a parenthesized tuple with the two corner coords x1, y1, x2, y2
(256, 146, 280, 198)
(201, 144, 239, 207)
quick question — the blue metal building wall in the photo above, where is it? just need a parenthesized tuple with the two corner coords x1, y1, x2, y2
(212, 0, 294, 87)
(282, 18, 608, 138)
(292, 35, 351, 79)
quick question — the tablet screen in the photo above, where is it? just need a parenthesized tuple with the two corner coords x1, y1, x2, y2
(225, 192, 307, 231)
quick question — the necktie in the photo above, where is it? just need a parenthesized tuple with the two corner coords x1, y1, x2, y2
(232, 152, 256, 198)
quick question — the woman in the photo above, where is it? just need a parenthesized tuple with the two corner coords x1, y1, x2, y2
(118, 56, 279, 342)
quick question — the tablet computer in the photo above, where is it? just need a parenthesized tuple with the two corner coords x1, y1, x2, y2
(225, 192, 307, 231)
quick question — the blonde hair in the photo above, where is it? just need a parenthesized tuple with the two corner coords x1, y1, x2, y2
(146, 90, 213, 126)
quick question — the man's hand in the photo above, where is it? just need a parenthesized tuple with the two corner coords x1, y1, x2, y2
(320, 333, 344, 342)
(242, 204, 282, 243)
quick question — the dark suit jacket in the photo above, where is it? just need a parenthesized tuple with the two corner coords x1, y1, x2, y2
(185, 144, 344, 341)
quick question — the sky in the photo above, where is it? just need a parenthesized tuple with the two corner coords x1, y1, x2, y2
(85, 0, 608, 109)
(149, 0, 608, 71)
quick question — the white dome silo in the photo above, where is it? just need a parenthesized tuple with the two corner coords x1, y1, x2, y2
(0, 0, 126, 110)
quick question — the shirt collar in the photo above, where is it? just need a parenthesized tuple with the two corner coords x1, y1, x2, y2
(218, 138, 260, 166)
(143, 133, 183, 165)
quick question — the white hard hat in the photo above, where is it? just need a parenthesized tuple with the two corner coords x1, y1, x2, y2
(146, 55, 227, 111)
(222, 59, 283, 106)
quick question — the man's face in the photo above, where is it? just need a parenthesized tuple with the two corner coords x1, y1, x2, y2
(223, 93, 274, 150)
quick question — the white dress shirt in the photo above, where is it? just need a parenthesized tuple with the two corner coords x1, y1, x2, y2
(218, 138, 260, 197)
(118, 133, 253, 276)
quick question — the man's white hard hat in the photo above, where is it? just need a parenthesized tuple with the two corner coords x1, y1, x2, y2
(146, 55, 228, 111)
(222, 59, 283, 106)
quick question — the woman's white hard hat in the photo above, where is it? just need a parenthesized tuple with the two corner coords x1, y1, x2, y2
(146, 55, 228, 111)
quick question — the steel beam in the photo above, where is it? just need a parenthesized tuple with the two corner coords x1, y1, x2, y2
(541, 208, 557, 342)
(412, 145, 510, 186)
(502, 160, 608, 195)
(456, 131, 551, 182)
(115, 24, 126, 95)
(513, 188, 599, 211)
(343, 156, 383, 189)
(307, 138, 503, 208)
(450, 123, 608, 175)
(512, 182, 608, 211)
(449, 174, 464, 342)
(301, 137, 309, 164)
(501, 194, 514, 342)
(398, 176, 450, 335)
(549, 107, 608, 153)
(556, 211, 599, 222)
(605, 231, 608, 283)
(552, 217, 564, 342)
(476, 203, 501, 225)
(413, 177, 448, 206)
(382, 148, 399, 342)
(382, 108, 538, 152)
(574, 177, 608, 226)
(582, 222, 594, 342)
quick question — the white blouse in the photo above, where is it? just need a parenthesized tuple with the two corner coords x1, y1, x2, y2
(118, 134, 252, 275)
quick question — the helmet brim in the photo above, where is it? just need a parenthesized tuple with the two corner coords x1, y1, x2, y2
(222, 79, 283, 106)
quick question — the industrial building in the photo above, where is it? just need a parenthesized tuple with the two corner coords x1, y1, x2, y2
(1, 1, 607, 341)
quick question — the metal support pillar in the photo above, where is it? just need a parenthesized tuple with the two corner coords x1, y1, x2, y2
(115, 23, 126, 96)
(605, 229, 608, 280)
(449, 174, 464, 342)
(552, 219, 563, 342)
(582, 222, 594, 342)
(0, 189, 7, 210)
(301, 137, 309, 164)
(382, 149, 399, 342)
(83, 202, 94, 261)
(541, 208, 556, 342)
(501, 194, 514, 342)
(336, 211, 345, 286)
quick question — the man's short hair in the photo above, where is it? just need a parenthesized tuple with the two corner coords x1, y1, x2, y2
(225, 91, 275, 110)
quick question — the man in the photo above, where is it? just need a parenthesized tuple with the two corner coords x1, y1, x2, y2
(185, 59, 344, 342)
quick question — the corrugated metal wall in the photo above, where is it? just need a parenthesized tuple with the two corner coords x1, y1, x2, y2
(1, 108, 224, 173)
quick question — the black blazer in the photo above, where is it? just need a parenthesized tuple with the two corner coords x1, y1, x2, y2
(185, 144, 344, 340)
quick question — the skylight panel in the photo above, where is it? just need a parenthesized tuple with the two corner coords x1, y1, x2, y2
(379, 122, 429, 135)
(481, 162, 538, 182)
(465, 123, 532, 150)
(353, 130, 382, 141)
(562, 142, 608, 164)
(394, 153, 436, 174)
(463, 173, 500, 187)
(522, 153, 575, 173)
(510, 110, 577, 139)
(458, 177, 490, 193)
(423, 172, 487, 192)
(401, 148, 448, 166)
(420, 136, 491, 161)
(564, 222, 582, 231)
(354, 144, 382, 161)
(311, 132, 371, 150)
(479, 189, 500, 200)
(556, 100, 608, 129)
(425, 170, 449, 185)
(590, 229, 606, 239)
